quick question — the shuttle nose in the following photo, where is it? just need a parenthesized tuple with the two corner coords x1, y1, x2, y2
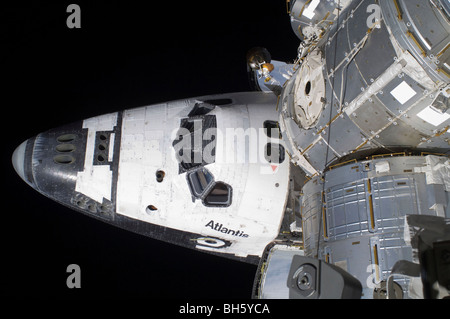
(12, 119, 118, 222)
(12, 139, 30, 185)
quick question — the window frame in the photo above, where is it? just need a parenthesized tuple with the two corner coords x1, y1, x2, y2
(186, 167, 233, 208)
(187, 167, 214, 198)
(264, 142, 286, 164)
(263, 120, 282, 139)
(202, 181, 232, 208)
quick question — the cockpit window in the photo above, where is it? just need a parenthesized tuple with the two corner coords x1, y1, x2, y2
(187, 168, 214, 197)
(204, 182, 232, 207)
(264, 143, 286, 164)
(173, 115, 217, 174)
(186, 168, 233, 207)
(188, 102, 215, 117)
(187, 98, 233, 117)
(202, 98, 233, 106)
(263, 120, 282, 139)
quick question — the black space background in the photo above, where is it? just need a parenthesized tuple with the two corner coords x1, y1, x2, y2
(2, 0, 300, 300)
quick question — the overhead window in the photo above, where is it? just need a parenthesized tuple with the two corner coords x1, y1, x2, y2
(263, 120, 282, 139)
(264, 143, 286, 164)
(187, 168, 214, 197)
(204, 182, 232, 207)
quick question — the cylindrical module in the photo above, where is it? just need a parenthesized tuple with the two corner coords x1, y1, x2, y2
(280, 0, 450, 177)
(300, 155, 449, 298)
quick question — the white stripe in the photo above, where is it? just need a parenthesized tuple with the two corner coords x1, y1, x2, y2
(108, 133, 115, 162)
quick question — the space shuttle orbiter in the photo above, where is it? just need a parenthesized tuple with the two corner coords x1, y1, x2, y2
(12, 92, 292, 264)
(13, 0, 450, 299)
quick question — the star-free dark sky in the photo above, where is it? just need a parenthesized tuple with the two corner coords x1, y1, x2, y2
(3, 0, 299, 299)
